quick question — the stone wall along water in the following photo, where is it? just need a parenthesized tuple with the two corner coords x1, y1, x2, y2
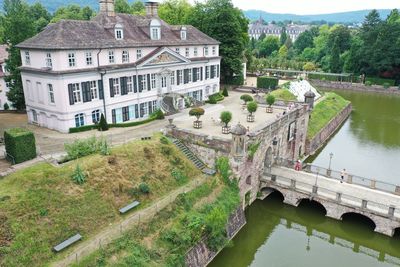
(310, 80, 400, 95)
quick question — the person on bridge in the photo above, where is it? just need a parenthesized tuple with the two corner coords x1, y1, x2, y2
(295, 160, 302, 171)
(341, 169, 347, 183)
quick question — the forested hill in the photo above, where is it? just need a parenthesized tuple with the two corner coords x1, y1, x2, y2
(245, 9, 395, 23)
(0, 0, 142, 13)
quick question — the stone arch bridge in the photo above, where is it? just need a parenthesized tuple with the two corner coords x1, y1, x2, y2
(260, 166, 400, 237)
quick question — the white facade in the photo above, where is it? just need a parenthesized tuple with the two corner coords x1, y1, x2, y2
(0, 46, 13, 110)
(19, 31, 220, 133)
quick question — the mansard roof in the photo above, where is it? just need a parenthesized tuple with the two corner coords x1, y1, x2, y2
(17, 13, 219, 50)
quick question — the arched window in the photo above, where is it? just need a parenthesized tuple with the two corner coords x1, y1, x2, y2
(92, 110, 101, 123)
(75, 113, 85, 127)
(246, 175, 252, 185)
(150, 19, 161, 40)
(180, 26, 187, 40)
(114, 23, 124, 40)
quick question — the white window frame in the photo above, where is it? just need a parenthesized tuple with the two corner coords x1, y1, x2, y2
(115, 29, 123, 40)
(46, 53, 52, 68)
(141, 75, 147, 91)
(137, 49, 142, 59)
(212, 46, 216, 55)
(178, 70, 183, 84)
(175, 48, 180, 54)
(181, 30, 187, 40)
(151, 28, 160, 40)
(75, 113, 85, 127)
(25, 51, 30, 65)
(194, 47, 198, 57)
(161, 76, 167, 88)
(90, 81, 98, 99)
(108, 51, 115, 64)
(122, 50, 129, 63)
(32, 109, 38, 122)
(71, 83, 81, 103)
(151, 74, 156, 89)
(196, 68, 200, 81)
(188, 69, 192, 83)
(68, 52, 75, 67)
(48, 84, 55, 104)
(86, 52, 93, 66)
(206, 66, 210, 79)
(185, 48, 190, 57)
(127, 76, 133, 93)
(113, 78, 120, 95)
(92, 109, 101, 123)
(204, 46, 209, 56)
(170, 72, 175, 85)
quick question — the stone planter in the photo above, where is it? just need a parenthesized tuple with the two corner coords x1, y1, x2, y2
(247, 114, 255, 122)
(222, 125, 231, 134)
(193, 120, 202, 129)
(266, 106, 273, 113)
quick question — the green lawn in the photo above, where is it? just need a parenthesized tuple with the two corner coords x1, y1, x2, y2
(307, 92, 350, 139)
(0, 135, 201, 267)
(270, 89, 297, 102)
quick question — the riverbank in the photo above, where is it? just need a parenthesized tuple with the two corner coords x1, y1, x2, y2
(306, 92, 352, 155)
(310, 80, 400, 95)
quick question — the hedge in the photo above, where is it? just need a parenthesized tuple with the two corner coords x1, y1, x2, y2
(4, 128, 36, 164)
(205, 92, 224, 104)
(257, 76, 279, 90)
(365, 77, 396, 86)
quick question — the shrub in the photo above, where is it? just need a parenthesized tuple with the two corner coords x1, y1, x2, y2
(365, 81, 372, 86)
(152, 109, 165, 120)
(160, 136, 170, 145)
(64, 136, 108, 160)
(215, 157, 231, 183)
(247, 101, 258, 115)
(171, 168, 189, 185)
(161, 145, 172, 156)
(248, 142, 261, 160)
(229, 74, 244, 86)
(383, 82, 390, 89)
(365, 77, 395, 86)
(99, 138, 111, 156)
(206, 95, 217, 104)
(71, 164, 86, 185)
(139, 183, 150, 194)
(257, 76, 279, 89)
(220, 111, 232, 127)
(3, 102, 9, 110)
(240, 94, 253, 104)
(98, 113, 109, 131)
(189, 108, 205, 121)
(266, 94, 276, 107)
(4, 128, 36, 164)
(222, 87, 229, 97)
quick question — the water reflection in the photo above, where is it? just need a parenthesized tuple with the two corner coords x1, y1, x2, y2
(209, 195, 400, 267)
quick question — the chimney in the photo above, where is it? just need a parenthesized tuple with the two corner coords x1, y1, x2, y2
(145, 1, 159, 17)
(99, 0, 115, 17)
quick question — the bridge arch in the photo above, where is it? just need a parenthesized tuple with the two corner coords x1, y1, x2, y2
(392, 227, 400, 238)
(297, 198, 327, 216)
(341, 212, 376, 231)
(260, 187, 285, 202)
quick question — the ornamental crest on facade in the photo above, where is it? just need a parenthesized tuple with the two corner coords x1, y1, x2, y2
(148, 52, 180, 65)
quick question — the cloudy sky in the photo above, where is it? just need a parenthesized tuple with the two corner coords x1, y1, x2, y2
(190, 0, 400, 14)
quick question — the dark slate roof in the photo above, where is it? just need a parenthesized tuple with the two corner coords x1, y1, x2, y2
(17, 13, 220, 50)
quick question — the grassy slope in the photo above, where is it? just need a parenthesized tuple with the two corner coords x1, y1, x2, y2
(72, 176, 240, 267)
(0, 135, 201, 267)
(270, 89, 297, 102)
(307, 92, 350, 139)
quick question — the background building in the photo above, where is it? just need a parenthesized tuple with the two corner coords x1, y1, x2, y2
(17, 0, 221, 133)
(248, 18, 310, 41)
(0, 45, 13, 110)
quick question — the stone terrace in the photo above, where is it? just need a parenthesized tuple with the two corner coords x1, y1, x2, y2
(171, 91, 289, 139)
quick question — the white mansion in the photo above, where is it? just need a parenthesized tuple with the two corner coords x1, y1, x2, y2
(17, 0, 221, 133)
(248, 18, 309, 42)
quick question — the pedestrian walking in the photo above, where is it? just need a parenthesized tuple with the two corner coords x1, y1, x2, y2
(295, 160, 302, 171)
(340, 168, 346, 183)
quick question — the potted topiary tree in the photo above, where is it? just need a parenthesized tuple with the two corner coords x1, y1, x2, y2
(189, 107, 205, 129)
(266, 94, 276, 113)
(247, 101, 258, 122)
(222, 87, 229, 97)
(240, 94, 253, 108)
(220, 111, 232, 134)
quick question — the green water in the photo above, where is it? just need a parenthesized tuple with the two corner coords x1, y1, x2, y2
(209, 91, 400, 266)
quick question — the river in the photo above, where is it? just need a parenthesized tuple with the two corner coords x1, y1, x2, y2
(209, 90, 400, 267)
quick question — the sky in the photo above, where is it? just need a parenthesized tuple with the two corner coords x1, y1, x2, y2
(191, 0, 400, 15)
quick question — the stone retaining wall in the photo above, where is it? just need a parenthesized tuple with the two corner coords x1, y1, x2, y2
(305, 103, 352, 155)
(310, 80, 400, 95)
(185, 207, 246, 267)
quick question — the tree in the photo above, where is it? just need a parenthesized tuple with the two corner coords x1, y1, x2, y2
(278, 45, 288, 58)
(51, 5, 95, 22)
(158, 0, 193, 25)
(294, 30, 314, 53)
(188, 0, 248, 83)
(303, 62, 317, 71)
(98, 113, 109, 131)
(327, 25, 351, 53)
(220, 111, 232, 127)
(115, 0, 131, 13)
(330, 37, 341, 73)
(258, 32, 266, 41)
(247, 101, 258, 115)
(29, 2, 51, 33)
(258, 36, 280, 57)
(240, 94, 253, 104)
(131, 0, 145, 15)
(266, 95, 275, 107)
(280, 27, 288, 45)
(284, 37, 293, 49)
(222, 86, 229, 97)
(3, 0, 35, 110)
(189, 107, 205, 122)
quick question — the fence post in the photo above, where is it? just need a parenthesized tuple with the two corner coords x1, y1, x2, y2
(336, 192, 342, 202)
(312, 186, 318, 194)
(370, 180, 376, 189)
(347, 175, 353, 184)
(389, 206, 395, 217)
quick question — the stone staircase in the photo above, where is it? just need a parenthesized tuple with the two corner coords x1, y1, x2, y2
(171, 138, 216, 176)
(161, 95, 179, 115)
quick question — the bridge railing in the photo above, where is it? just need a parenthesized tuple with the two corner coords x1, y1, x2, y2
(265, 173, 400, 220)
(284, 163, 400, 196)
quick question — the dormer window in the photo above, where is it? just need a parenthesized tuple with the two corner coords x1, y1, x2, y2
(180, 26, 187, 40)
(150, 19, 161, 40)
(115, 23, 124, 40)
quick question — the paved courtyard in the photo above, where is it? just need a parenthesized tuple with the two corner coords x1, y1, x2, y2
(172, 91, 288, 139)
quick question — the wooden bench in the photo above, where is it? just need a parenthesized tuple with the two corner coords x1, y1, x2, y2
(53, 233, 82, 252)
(119, 200, 140, 214)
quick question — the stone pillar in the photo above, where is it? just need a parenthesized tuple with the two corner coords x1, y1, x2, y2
(336, 192, 342, 202)
(347, 175, 353, 184)
(290, 179, 296, 189)
(361, 199, 368, 209)
(230, 123, 247, 162)
(389, 206, 395, 217)
(370, 180, 376, 189)
(395, 186, 400, 195)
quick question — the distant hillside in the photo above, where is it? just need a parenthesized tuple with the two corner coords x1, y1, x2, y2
(0, 0, 144, 13)
(244, 9, 395, 23)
